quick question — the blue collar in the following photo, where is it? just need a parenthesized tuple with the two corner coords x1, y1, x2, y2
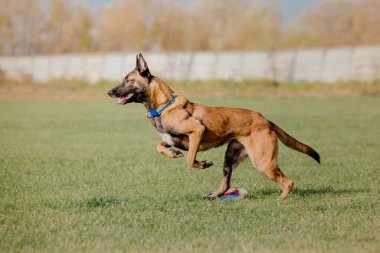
(147, 96, 175, 118)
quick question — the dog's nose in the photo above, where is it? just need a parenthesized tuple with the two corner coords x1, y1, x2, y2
(107, 90, 114, 97)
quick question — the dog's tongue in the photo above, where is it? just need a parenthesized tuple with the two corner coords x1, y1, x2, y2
(117, 97, 124, 104)
(117, 93, 133, 104)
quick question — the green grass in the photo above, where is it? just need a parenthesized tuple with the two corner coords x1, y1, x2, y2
(0, 96, 379, 253)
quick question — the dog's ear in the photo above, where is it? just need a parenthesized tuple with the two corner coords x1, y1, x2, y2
(136, 53, 151, 79)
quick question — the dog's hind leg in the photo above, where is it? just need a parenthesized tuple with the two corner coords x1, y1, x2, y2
(239, 130, 294, 200)
(207, 140, 247, 199)
(157, 141, 184, 158)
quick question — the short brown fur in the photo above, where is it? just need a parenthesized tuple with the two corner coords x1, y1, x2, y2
(108, 54, 320, 199)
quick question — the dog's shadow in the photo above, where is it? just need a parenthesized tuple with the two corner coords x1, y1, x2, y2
(70, 187, 368, 208)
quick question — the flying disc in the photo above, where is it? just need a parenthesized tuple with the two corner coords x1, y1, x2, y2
(207, 187, 248, 201)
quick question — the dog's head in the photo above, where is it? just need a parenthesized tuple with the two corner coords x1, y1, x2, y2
(108, 53, 152, 105)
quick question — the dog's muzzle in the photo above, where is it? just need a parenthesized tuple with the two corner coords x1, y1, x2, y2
(107, 90, 115, 98)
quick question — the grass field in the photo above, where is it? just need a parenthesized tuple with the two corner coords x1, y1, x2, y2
(0, 96, 379, 252)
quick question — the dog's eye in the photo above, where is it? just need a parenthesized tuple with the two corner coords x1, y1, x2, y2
(123, 79, 134, 85)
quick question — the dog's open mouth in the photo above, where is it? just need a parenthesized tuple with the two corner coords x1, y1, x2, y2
(118, 93, 134, 105)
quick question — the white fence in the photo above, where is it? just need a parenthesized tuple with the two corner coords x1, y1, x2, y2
(1, 45, 380, 83)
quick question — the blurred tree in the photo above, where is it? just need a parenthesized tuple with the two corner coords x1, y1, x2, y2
(1, 0, 380, 55)
(0, 0, 92, 55)
(351, 0, 380, 45)
(43, 0, 92, 53)
(68, 1, 93, 52)
(150, 0, 186, 51)
(222, 1, 282, 50)
(0, 0, 43, 54)
(180, 0, 282, 51)
(283, 0, 380, 48)
(0, 0, 13, 54)
(185, 0, 222, 50)
(97, 0, 150, 51)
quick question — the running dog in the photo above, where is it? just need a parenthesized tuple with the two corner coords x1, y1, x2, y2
(108, 53, 320, 199)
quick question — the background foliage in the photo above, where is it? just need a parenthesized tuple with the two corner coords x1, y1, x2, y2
(1, 0, 380, 55)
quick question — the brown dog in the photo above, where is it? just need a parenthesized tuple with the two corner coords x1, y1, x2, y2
(108, 53, 320, 199)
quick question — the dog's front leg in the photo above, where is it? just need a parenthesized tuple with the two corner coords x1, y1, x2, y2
(156, 141, 183, 158)
(185, 124, 213, 169)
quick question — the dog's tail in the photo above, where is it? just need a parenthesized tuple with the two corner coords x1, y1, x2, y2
(269, 121, 320, 164)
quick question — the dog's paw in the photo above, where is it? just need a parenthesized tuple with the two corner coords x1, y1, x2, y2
(170, 149, 184, 158)
(196, 160, 214, 169)
(202, 160, 214, 168)
(205, 191, 219, 199)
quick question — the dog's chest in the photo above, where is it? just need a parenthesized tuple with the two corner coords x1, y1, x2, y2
(151, 117, 181, 147)
(151, 117, 164, 133)
(156, 131, 175, 146)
